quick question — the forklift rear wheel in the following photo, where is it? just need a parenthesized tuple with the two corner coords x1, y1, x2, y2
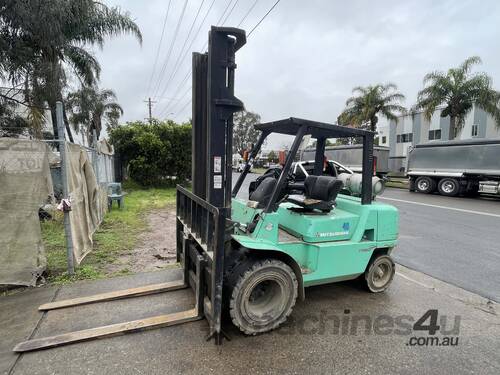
(229, 259, 298, 335)
(365, 255, 395, 293)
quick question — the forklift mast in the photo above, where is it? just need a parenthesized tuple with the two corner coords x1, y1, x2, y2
(192, 27, 246, 208)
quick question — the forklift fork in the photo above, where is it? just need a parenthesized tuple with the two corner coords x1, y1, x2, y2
(13, 246, 206, 353)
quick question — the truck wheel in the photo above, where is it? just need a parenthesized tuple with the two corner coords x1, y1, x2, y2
(438, 178, 460, 197)
(364, 255, 395, 293)
(229, 259, 297, 335)
(415, 176, 436, 194)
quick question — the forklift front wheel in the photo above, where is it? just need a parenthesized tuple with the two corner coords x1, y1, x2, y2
(364, 255, 395, 293)
(229, 259, 298, 335)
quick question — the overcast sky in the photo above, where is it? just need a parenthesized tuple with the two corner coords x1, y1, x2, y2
(94, 0, 500, 149)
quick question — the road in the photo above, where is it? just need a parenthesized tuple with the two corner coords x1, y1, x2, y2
(233, 172, 500, 302)
(3, 266, 499, 374)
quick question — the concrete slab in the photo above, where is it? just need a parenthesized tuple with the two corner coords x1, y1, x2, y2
(6, 266, 500, 375)
(0, 286, 58, 375)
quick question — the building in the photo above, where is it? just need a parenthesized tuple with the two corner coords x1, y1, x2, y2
(378, 105, 500, 173)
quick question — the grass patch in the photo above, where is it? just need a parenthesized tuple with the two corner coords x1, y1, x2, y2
(41, 186, 176, 284)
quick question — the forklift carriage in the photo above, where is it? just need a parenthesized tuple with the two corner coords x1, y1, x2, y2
(14, 26, 398, 352)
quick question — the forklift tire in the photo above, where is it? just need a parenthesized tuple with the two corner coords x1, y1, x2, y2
(364, 255, 395, 293)
(229, 259, 298, 335)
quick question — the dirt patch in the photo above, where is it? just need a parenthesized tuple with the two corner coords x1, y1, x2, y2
(105, 205, 178, 274)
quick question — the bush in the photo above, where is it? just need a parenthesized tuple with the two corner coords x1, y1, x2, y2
(110, 120, 191, 187)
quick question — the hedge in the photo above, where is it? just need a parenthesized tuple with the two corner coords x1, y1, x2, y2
(110, 120, 191, 187)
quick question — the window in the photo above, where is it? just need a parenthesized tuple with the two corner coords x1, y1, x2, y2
(429, 129, 441, 140)
(399, 133, 413, 143)
(471, 124, 478, 137)
(381, 136, 387, 144)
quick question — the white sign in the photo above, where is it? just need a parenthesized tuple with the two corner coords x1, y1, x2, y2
(214, 156, 221, 173)
(214, 175, 222, 189)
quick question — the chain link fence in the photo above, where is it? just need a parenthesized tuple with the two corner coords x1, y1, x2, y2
(0, 102, 116, 286)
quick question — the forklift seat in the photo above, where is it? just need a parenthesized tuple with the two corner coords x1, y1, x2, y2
(287, 175, 343, 212)
(248, 177, 278, 208)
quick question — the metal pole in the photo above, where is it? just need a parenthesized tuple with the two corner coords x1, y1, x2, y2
(57, 101, 75, 275)
(92, 129, 102, 222)
(92, 130, 99, 183)
(264, 125, 306, 213)
(148, 97, 153, 124)
(143, 97, 156, 124)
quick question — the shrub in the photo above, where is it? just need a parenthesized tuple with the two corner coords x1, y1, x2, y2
(110, 120, 191, 187)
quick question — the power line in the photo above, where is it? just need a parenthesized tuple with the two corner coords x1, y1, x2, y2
(247, 0, 282, 38)
(169, 85, 192, 115)
(221, 0, 241, 25)
(196, 0, 234, 53)
(173, 99, 192, 121)
(215, 0, 235, 26)
(146, 0, 172, 96)
(237, 0, 260, 27)
(152, 0, 189, 99)
(156, 0, 207, 105)
(162, 0, 259, 119)
(159, 69, 191, 117)
(156, 0, 217, 117)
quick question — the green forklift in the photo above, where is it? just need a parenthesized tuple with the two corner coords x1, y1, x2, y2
(14, 26, 398, 352)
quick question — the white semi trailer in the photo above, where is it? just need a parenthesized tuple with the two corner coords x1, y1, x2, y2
(407, 139, 500, 196)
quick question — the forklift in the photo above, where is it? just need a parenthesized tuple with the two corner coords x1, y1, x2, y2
(14, 26, 398, 352)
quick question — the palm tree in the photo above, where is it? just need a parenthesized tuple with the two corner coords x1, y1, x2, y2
(339, 83, 406, 132)
(416, 56, 500, 140)
(67, 86, 123, 145)
(0, 0, 141, 140)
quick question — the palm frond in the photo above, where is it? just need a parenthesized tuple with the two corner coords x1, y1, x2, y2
(63, 44, 100, 84)
(423, 71, 445, 85)
(459, 56, 481, 74)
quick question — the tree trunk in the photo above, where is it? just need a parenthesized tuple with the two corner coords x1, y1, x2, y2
(49, 101, 74, 143)
(449, 116, 456, 140)
(62, 104, 74, 143)
(49, 102, 59, 140)
(370, 116, 378, 132)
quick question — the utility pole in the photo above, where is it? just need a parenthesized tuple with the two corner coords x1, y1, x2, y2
(144, 97, 157, 124)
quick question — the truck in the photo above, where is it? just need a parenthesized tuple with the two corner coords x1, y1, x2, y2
(301, 144, 390, 177)
(407, 138, 500, 196)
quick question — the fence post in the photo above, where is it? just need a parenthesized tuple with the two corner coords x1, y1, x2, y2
(92, 129, 103, 222)
(57, 101, 75, 275)
(92, 130, 99, 183)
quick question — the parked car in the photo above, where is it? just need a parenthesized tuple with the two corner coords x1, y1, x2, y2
(249, 160, 384, 198)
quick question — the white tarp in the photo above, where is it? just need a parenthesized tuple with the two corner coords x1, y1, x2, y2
(0, 138, 53, 286)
